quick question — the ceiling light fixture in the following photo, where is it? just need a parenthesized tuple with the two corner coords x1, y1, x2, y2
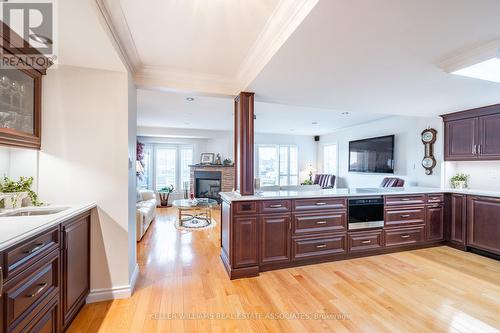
(341, 112, 349, 115)
(186, 97, 195, 101)
(441, 39, 500, 84)
(311, 121, 318, 125)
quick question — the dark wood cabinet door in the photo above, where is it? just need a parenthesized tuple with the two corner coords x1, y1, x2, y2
(232, 216, 259, 268)
(467, 196, 500, 255)
(478, 113, 500, 159)
(426, 204, 444, 241)
(444, 118, 478, 161)
(449, 194, 467, 245)
(61, 213, 90, 330)
(260, 214, 291, 264)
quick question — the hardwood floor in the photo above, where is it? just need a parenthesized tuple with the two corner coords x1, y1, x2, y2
(68, 207, 500, 333)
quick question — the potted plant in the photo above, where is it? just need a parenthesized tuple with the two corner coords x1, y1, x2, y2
(158, 185, 174, 207)
(450, 173, 469, 190)
(223, 158, 233, 166)
(0, 176, 42, 209)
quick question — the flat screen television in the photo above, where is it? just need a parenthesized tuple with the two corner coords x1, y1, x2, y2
(349, 135, 394, 173)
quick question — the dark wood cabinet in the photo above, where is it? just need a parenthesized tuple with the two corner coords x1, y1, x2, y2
(60, 212, 90, 330)
(478, 113, 500, 159)
(467, 196, 500, 255)
(449, 194, 467, 245)
(0, 210, 91, 333)
(442, 104, 500, 161)
(444, 118, 477, 160)
(232, 216, 259, 268)
(426, 204, 444, 241)
(0, 21, 51, 149)
(260, 214, 290, 264)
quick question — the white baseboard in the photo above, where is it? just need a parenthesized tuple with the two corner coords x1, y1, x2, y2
(86, 264, 140, 303)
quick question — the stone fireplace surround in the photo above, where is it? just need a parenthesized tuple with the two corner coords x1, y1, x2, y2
(189, 165, 235, 200)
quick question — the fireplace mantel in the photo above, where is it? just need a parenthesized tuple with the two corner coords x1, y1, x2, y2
(189, 165, 235, 199)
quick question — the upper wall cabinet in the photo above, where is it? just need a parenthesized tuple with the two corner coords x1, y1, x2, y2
(442, 104, 500, 161)
(0, 21, 51, 149)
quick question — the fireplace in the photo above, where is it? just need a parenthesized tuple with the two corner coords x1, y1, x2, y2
(194, 171, 222, 202)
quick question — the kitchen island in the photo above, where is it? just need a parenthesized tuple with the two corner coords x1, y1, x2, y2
(220, 187, 500, 279)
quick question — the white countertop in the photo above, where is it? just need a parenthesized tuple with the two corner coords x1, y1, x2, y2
(0, 203, 96, 251)
(220, 186, 500, 202)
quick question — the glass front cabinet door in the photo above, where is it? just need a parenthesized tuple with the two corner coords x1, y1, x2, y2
(0, 22, 49, 149)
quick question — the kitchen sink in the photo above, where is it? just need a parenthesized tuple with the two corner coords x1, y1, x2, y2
(0, 207, 69, 217)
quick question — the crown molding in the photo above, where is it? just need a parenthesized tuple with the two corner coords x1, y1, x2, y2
(94, 0, 317, 94)
(237, 0, 319, 90)
(134, 66, 239, 96)
(94, 0, 142, 73)
(439, 38, 500, 73)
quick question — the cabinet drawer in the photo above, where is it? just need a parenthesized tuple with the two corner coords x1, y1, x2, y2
(293, 211, 346, 235)
(384, 226, 425, 247)
(260, 200, 291, 213)
(427, 194, 444, 204)
(385, 207, 425, 228)
(3, 249, 59, 330)
(292, 235, 346, 260)
(2, 227, 59, 281)
(293, 198, 346, 211)
(348, 231, 383, 253)
(385, 195, 426, 206)
(233, 201, 258, 215)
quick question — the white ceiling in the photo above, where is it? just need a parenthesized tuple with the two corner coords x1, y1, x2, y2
(120, 0, 279, 77)
(137, 89, 388, 135)
(249, 0, 500, 116)
(56, 0, 126, 72)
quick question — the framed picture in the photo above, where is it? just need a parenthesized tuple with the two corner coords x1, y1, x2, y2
(200, 153, 215, 164)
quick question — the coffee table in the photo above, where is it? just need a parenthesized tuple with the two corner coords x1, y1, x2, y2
(172, 198, 218, 227)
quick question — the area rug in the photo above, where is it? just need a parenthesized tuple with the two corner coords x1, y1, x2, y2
(175, 217, 216, 231)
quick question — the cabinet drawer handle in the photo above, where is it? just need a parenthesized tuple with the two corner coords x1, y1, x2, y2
(316, 244, 327, 249)
(400, 235, 411, 239)
(269, 204, 282, 208)
(24, 243, 44, 255)
(315, 202, 327, 206)
(26, 283, 47, 298)
(400, 214, 411, 218)
(401, 198, 411, 201)
(315, 221, 327, 225)
(360, 240, 371, 244)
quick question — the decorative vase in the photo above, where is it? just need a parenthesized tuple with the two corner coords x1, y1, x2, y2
(454, 181, 466, 190)
(2, 192, 28, 209)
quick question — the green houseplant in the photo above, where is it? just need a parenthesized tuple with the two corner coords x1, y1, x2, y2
(158, 185, 174, 207)
(450, 173, 469, 190)
(0, 176, 42, 208)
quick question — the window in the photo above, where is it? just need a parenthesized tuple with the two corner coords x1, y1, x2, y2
(256, 144, 298, 186)
(323, 144, 338, 175)
(139, 143, 193, 191)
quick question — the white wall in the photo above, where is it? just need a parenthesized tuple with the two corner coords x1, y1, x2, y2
(255, 132, 317, 183)
(444, 161, 500, 190)
(0, 147, 39, 190)
(127, 74, 138, 283)
(39, 65, 135, 297)
(318, 116, 444, 188)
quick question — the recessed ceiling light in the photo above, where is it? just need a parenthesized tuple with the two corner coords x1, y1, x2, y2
(29, 33, 53, 45)
(311, 121, 318, 125)
(186, 97, 195, 101)
(442, 38, 500, 84)
(341, 112, 350, 115)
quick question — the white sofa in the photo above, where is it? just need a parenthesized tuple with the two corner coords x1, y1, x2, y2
(136, 189, 157, 241)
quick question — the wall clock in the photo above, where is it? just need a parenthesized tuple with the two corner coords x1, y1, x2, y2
(421, 128, 437, 175)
